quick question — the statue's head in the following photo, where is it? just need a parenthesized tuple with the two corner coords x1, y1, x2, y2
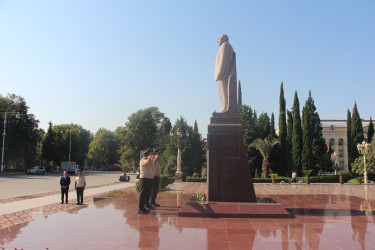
(217, 34, 229, 46)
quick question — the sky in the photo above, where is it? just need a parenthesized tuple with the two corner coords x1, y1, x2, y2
(0, 0, 374, 137)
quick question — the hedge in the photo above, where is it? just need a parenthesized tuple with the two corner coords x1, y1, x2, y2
(160, 175, 175, 188)
(252, 174, 356, 183)
(252, 177, 292, 183)
(135, 175, 175, 192)
(186, 178, 207, 182)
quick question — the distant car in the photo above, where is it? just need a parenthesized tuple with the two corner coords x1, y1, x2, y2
(27, 166, 46, 175)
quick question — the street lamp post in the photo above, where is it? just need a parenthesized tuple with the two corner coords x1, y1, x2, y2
(170, 128, 189, 183)
(357, 141, 371, 184)
(1, 112, 18, 172)
(331, 151, 339, 175)
(68, 130, 72, 163)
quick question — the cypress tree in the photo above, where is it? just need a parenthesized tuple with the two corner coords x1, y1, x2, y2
(368, 117, 374, 143)
(351, 102, 364, 161)
(270, 113, 275, 140)
(191, 120, 205, 175)
(278, 82, 287, 176)
(286, 110, 293, 175)
(302, 105, 313, 171)
(238, 80, 242, 112)
(304, 91, 328, 172)
(292, 91, 303, 176)
(257, 113, 270, 139)
(346, 109, 353, 172)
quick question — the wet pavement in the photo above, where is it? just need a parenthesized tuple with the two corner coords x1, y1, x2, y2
(1, 183, 375, 249)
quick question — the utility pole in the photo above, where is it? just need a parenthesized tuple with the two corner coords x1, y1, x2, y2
(1, 112, 18, 172)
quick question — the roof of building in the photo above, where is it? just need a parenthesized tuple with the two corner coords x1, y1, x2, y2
(321, 118, 373, 128)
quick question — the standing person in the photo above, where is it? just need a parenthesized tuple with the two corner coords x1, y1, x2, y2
(291, 172, 297, 183)
(150, 148, 161, 207)
(75, 170, 86, 205)
(60, 171, 71, 204)
(138, 149, 154, 214)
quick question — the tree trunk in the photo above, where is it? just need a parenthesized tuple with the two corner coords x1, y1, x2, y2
(262, 159, 269, 178)
(340, 175, 344, 184)
(305, 176, 310, 184)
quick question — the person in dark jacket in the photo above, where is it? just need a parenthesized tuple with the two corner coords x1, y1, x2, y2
(60, 171, 71, 204)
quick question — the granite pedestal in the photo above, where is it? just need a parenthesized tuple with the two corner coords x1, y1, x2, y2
(207, 116, 256, 202)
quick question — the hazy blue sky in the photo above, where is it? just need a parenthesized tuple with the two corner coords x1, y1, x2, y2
(0, 0, 374, 136)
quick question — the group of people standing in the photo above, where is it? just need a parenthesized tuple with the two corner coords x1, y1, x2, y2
(138, 148, 161, 214)
(60, 170, 86, 205)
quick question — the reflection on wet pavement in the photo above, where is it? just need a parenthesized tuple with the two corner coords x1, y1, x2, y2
(1, 184, 375, 249)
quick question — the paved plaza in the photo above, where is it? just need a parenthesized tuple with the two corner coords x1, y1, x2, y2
(1, 182, 375, 249)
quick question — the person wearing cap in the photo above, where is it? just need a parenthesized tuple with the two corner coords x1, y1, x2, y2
(138, 149, 154, 214)
(75, 170, 86, 205)
(150, 148, 161, 207)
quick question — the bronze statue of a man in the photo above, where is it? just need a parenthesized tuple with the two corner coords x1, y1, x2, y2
(214, 34, 237, 117)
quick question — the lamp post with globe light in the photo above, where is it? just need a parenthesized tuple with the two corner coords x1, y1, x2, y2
(170, 128, 189, 183)
(331, 151, 339, 175)
(357, 141, 371, 184)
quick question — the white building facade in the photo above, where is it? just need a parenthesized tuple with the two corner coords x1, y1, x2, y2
(321, 118, 373, 172)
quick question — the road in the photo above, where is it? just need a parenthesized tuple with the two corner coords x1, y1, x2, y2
(0, 171, 136, 199)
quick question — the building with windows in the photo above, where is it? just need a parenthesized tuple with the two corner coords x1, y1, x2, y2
(321, 118, 373, 172)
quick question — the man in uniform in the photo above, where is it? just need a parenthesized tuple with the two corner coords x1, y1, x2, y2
(138, 149, 154, 214)
(150, 148, 161, 207)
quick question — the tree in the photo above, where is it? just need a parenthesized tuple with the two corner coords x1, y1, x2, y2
(118, 107, 165, 166)
(163, 155, 177, 175)
(238, 80, 242, 112)
(270, 113, 275, 140)
(351, 155, 375, 177)
(347, 109, 353, 172)
(239, 104, 262, 176)
(190, 121, 206, 176)
(292, 91, 303, 175)
(371, 135, 375, 158)
(351, 102, 364, 161)
(42, 123, 92, 168)
(249, 138, 279, 178)
(302, 105, 313, 171)
(256, 113, 270, 139)
(286, 110, 293, 175)
(42, 122, 56, 167)
(156, 117, 172, 172)
(367, 117, 374, 143)
(88, 128, 118, 169)
(304, 91, 328, 173)
(278, 82, 288, 176)
(168, 117, 202, 177)
(0, 94, 41, 170)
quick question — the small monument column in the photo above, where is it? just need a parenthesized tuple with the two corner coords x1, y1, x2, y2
(208, 34, 256, 202)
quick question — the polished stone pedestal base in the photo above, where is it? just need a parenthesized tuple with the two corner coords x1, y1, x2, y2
(207, 120, 256, 202)
(178, 201, 290, 218)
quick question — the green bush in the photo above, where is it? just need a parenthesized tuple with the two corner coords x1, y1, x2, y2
(252, 177, 292, 183)
(186, 178, 207, 182)
(160, 175, 175, 188)
(309, 175, 338, 183)
(135, 180, 141, 192)
(252, 173, 359, 183)
(270, 174, 278, 179)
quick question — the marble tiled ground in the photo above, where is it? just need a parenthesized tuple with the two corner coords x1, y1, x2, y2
(1, 183, 375, 249)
